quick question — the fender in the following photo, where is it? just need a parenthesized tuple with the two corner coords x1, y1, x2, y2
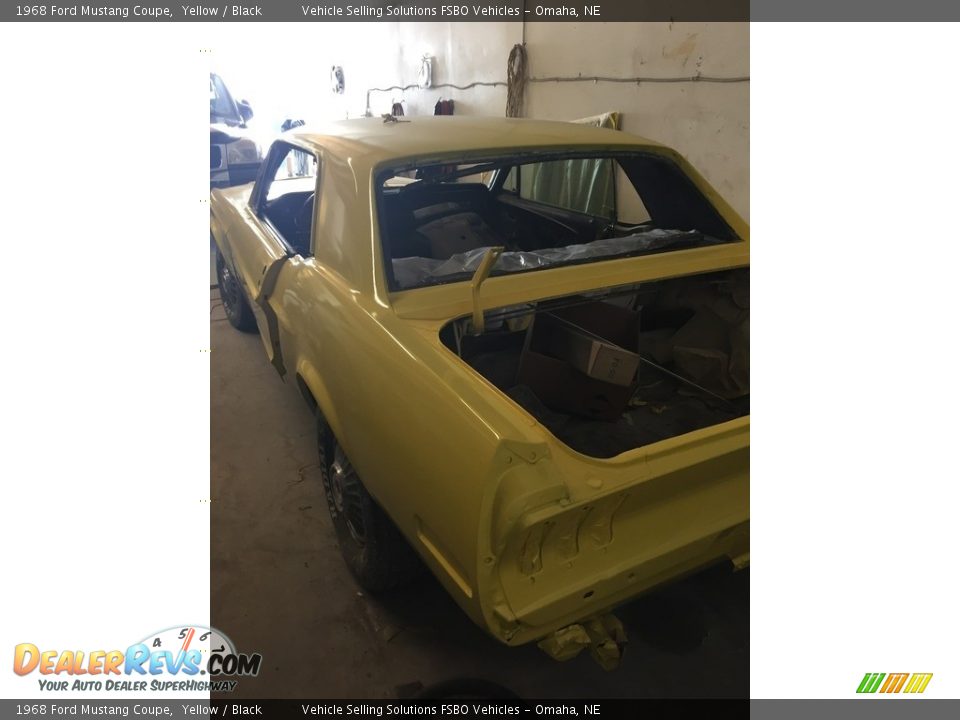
(295, 359, 343, 444)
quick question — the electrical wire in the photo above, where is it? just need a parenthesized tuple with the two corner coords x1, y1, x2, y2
(366, 74, 748, 95)
(366, 81, 508, 115)
(365, 66, 749, 117)
(529, 75, 750, 84)
(368, 81, 508, 93)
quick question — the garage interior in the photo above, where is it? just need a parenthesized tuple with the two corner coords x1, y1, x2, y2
(211, 21, 749, 698)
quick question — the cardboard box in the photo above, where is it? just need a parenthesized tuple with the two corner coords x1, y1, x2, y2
(543, 316, 640, 387)
(516, 301, 642, 422)
(517, 350, 634, 422)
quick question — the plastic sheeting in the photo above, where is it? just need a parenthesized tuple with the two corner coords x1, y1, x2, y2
(392, 228, 713, 289)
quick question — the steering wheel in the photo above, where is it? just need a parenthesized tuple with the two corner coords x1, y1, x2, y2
(294, 193, 315, 231)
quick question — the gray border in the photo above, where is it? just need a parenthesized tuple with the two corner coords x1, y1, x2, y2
(752, 0, 960, 20)
(7, 0, 960, 22)
(2, 0, 748, 23)
(753, 700, 960, 719)
(1, 700, 959, 716)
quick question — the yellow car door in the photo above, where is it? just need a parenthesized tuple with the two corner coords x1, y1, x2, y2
(223, 142, 317, 377)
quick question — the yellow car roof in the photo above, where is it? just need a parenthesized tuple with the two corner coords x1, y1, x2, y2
(287, 116, 666, 164)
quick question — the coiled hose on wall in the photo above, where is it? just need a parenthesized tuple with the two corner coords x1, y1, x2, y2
(506, 43, 528, 118)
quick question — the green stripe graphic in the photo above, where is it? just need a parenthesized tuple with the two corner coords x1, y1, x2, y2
(856, 673, 885, 693)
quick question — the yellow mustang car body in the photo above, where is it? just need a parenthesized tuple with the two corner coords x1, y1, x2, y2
(210, 116, 748, 664)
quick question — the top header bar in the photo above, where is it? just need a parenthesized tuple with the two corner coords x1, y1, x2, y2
(5, 0, 748, 22)
(4, 0, 960, 22)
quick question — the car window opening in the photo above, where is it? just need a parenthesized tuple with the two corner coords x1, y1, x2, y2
(379, 152, 739, 291)
(258, 145, 319, 257)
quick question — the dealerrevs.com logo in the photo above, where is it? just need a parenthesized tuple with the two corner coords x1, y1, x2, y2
(857, 673, 933, 694)
(13, 625, 261, 693)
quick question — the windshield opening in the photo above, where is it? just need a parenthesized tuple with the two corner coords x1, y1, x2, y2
(210, 73, 242, 126)
(378, 151, 739, 292)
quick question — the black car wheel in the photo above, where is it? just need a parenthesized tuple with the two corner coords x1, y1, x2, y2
(317, 415, 421, 591)
(216, 250, 256, 332)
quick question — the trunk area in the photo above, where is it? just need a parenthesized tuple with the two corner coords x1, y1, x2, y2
(440, 269, 749, 459)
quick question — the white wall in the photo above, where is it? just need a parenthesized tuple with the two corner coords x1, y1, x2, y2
(368, 22, 514, 118)
(523, 23, 749, 219)
(213, 22, 511, 128)
(215, 21, 748, 218)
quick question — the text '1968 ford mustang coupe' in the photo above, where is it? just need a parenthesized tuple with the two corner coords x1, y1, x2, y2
(210, 116, 749, 669)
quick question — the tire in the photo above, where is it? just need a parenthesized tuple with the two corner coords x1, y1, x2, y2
(317, 416, 422, 591)
(215, 251, 257, 333)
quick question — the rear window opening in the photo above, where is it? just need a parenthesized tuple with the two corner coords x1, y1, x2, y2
(439, 269, 749, 459)
(377, 152, 740, 291)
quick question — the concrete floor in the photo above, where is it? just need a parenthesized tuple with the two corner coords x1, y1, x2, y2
(210, 288, 749, 699)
